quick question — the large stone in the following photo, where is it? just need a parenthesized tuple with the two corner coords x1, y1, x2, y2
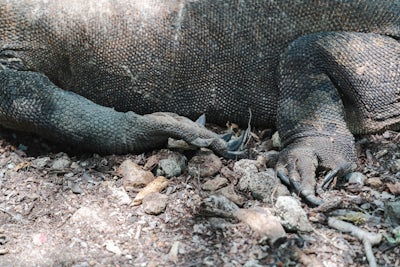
(275, 196, 313, 232)
(188, 151, 222, 178)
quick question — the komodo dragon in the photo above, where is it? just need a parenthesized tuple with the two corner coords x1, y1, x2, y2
(0, 0, 399, 204)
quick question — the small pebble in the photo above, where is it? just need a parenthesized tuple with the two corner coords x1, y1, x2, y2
(365, 177, 383, 188)
(345, 172, 366, 186)
(70, 182, 83, 194)
(385, 201, 400, 225)
(200, 195, 239, 218)
(155, 151, 187, 178)
(142, 192, 168, 215)
(168, 241, 180, 263)
(233, 159, 258, 175)
(31, 157, 50, 169)
(104, 240, 122, 255)
(119, 159, 155, 191)
(234, 208, 286, 247)
(188, 151, 222, 177)
(390, 159, 400, 173)
(202, 176, 228, 191)
(51, 155, 71, 170)
(217, 185, 245, 207)
(239, 168, 288, 203)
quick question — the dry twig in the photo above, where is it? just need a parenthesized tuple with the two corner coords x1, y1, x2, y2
(328, 217, 382, 267)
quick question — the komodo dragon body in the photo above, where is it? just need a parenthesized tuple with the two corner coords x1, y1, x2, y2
(0, 0, 399, 203)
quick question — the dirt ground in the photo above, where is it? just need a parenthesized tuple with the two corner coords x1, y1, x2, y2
(0, 125, 399, 267)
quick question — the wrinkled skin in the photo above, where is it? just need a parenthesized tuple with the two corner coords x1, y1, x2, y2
(0, 0, 399, 204)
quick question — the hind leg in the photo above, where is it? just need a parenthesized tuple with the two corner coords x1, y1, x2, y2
(276, 32, 400, 205)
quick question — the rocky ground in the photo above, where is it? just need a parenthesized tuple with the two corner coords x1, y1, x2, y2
(0, 125, 399, 267)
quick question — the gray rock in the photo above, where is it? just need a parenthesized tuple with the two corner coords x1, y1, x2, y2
(233, 159, 259, 175)
(345, 172, 366, 186)
(202, 176, 228, 191)
(188, 151, 222, 177)
(239, 168, 289, 204)
(69, 182, 83, 194)
(142, 193, 169, 215)
(200, 195, 239, 218)
(365, 177, 383, 188)
(51, 155, 71, 170)
(217, 185, 245, 207)
(234, 208, 286, 247)
(156, 151, 187, 178)
(119, 159, 155, 191)
(31, 157, 51, 169)
(275, 196, 313, 232)
(385, 201, 400, 226)
(390, 159, 400, 173)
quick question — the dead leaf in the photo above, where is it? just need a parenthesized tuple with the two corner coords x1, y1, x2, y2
(132, 176, 169, 206)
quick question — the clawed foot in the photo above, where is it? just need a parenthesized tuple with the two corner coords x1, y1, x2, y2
(144, 112, 249, 158)
(276, 137, 357, 206)
(192, 114, 249, 158)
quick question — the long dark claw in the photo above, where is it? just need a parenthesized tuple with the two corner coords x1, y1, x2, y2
(223, 130, 249, 158)
(321, 169, 339, 190)
(220, 131, 233, 142)
(321, 162, 356, 190)
(277, 169, 324, 206)
(304, 195, 324, 207)
(277, 169, 290, 186)
(227, 130, 246, 151)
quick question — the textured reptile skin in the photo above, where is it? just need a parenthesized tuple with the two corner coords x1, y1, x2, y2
(0, 0, 399, 202)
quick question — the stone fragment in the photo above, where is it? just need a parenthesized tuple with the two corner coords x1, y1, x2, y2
(217, 185, 245, 206)
(108, 185, 131, 205)
(375, 149, 388, 159)
(234, 208, 286, 247)
(142, 192, 168, 215)
(386, 182, 400, 195)
(233, 159, 258, 175)
(104, 240, 122, 255)
(275, 196, 313, 232)
(51, 154, 71, 170)
(168, 241, 180, 263)
(200, 195, 239, 218)
(119, 159, 155, 191)
(365, 177, 383, 188)
(155, 151, 187, 177)
(202, 176, 228, 191)
(31, 157, 50, 169)
(391, 159, 400, 173)
(239, 168, 289, 204)
(188, 151, 222, 177)
(345, 172, 366, 186)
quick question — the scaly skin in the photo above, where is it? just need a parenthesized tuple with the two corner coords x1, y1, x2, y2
(0, 0, 399, 204)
